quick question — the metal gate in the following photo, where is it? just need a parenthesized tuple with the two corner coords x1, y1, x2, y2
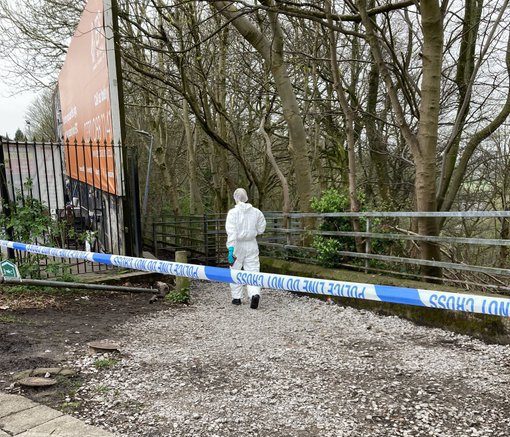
(0, 137, 126, 277)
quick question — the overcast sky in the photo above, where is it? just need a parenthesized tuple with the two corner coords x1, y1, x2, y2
(0, 0, 39, 138)
(0, 75, 38, 139)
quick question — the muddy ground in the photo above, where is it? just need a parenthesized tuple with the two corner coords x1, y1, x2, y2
(2, 281, 510, 437)
(0, 282, 167, 408)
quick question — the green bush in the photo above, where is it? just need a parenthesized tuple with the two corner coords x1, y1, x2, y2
(310, 188, 406, 270)
(0, 180, 84, 279)
(310, 189, 357, 266)
(313, 236, 343, 267)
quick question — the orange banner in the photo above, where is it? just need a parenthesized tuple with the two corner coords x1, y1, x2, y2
(58, 0, 117, 194)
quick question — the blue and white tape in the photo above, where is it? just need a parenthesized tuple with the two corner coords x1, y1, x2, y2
(2, 240, 510, 317)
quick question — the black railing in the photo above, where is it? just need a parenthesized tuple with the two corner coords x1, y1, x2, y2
(149, 214, 227, 265)
(0, 137, 125, 278)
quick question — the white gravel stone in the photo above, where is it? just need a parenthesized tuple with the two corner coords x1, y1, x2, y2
(67, 282, 510, 436)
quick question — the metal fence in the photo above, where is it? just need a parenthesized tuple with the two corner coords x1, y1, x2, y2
(149, 215, 227, 265)
(0, 137, 125, 278)
(149, 211, 510, 292)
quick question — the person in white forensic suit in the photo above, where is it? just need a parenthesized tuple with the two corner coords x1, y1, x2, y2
(226, 188, 266, 309)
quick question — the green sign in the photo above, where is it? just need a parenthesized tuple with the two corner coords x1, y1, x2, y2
(0, 260, 20, 278)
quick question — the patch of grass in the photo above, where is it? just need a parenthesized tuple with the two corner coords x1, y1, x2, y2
(96, 384, 111, 393)
(94, 358, 119, 369)
(57, 376, 82, 397)
(165, 287, 190, 304)
(0, 314, 18, 323)
(60, 401, 81, 413)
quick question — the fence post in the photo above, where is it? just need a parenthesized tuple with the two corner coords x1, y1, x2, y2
(284, 213, 290, 260)
(203, 214, 209, 264)
(365, 218, 371, 273)
(175, 250, 190, 297)
(152, 222, 158, 258)
(216, 215, 221, 265)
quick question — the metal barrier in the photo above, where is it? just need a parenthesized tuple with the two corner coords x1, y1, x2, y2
(150, 211, 510, 290)
(2, 239, 510, 318)
(0, 138, 127, 276)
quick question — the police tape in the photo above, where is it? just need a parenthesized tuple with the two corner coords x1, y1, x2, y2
(2, 239, 510, 317)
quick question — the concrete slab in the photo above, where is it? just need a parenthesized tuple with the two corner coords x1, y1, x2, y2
(17, 415, 113, 437)
(0, 393, 37, 418)
(0, 404, 62, 435)
(0, 430, 9, 437)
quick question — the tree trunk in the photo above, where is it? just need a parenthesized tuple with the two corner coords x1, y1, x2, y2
(325, 0, 363, 252)
(364, 60, 391, 205)
(357, 0, 443, 279)
(415, 0, 444, 278)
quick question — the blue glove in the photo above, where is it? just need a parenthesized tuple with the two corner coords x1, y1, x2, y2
(228, 247, 235, 265)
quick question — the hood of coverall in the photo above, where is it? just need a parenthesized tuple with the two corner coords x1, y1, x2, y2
(235, 202, 254, 232)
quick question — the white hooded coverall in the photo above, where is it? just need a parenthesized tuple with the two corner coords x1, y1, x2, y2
(225, 202, 266, 299)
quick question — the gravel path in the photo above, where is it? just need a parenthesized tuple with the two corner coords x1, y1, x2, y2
(70, 282, 510, 436)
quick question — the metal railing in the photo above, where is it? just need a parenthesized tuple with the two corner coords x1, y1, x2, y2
(149, 211, 510, 291)
(149, 215, 227, 265)
(0, 138, 126, 277)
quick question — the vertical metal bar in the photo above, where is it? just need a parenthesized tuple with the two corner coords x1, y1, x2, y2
(365, 218, 371, 273)
(87, 140, 97, 271)
(153, 222, 158, 258)
(72, 140, 83, 273)
(129, 145, 142, 256)
(32, 141, 43, 204)
(32, 141, 42, 243)
(203, 214, 208, 264)
(189, 214, 192, 252)
(59, 140, 73, 273)
(285, 213, 291, 260)
(24, 140, 33, 198)
(81, 141, 89, 270)
(42, 142, 57, 275)
(73, 138, 82, 219)
(14, 141, 24, 202)
(217, 215, 221, 265)
(43, 142, 53, 217)
(49, 142, 60, 216)
(58, 140, 68, 271)
(5, 140, 22, 263)
(103, 141, 114, 255)
(174, 215, 178, 248)
(31, 140, 46, 276)
(5, 140, 15, 203)
(96, 141, 106, 260)
(111, 141, 125, 255)
(0, 140, 14, 259)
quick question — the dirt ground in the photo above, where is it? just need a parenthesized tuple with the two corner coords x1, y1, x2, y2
(2, 280, 510, 436)
(0, 282, 167, 408)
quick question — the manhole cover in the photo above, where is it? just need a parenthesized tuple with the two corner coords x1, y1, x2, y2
(18, 377, 57, 387)
(87, 340, 120, 353)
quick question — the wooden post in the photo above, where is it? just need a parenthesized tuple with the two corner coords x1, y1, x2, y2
(175, 250, 190, 295)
